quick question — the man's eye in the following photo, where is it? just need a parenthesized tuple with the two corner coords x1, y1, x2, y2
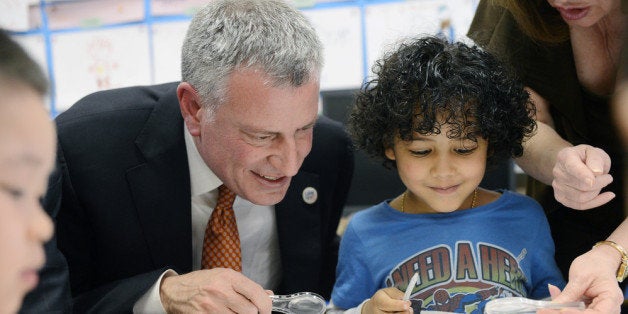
(248, 133, 274, 142)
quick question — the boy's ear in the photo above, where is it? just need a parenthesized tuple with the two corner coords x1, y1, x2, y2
(385, 147, 396, 160)
(177, 82, 203, 136)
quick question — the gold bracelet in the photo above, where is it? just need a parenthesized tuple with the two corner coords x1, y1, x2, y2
(593, 240, 628, 282)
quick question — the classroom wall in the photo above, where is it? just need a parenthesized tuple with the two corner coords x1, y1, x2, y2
(2, 0, 479, 116)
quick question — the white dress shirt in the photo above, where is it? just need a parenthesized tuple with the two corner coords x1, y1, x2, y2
(133, 127, 281, 313)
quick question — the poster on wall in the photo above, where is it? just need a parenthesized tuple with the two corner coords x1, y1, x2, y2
(302, 6, 363, 91)
(51, 25, 152, 112)
(0, 0, 31, 31)
(41, 0, 144, 30)
(364, 0, 478, 73)
(152, 20, 190, 84)
(151, 0, 210, 16)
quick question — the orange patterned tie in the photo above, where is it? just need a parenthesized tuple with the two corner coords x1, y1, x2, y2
(201, 185, 241, 271)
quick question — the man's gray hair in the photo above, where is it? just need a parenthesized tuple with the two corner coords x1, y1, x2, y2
(181, 0, 323, 109)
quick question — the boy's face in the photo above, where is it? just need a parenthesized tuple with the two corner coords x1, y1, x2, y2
(0, 81, 55, 313)
(385, 123, 487, 214)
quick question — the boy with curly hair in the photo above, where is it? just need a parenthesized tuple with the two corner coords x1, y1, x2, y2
(330, 36, 565, 313)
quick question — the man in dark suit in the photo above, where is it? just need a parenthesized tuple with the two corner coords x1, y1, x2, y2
(48, 0, 354, 312)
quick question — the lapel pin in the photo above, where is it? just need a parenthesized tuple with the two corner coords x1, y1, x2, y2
(302, 186, 318, 205)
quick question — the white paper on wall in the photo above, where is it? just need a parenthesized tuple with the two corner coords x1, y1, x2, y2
(51, 25, 152, 112)
(151, 0, 210, 16)
(445, 0, 480, 44)
(364, 0, 478, 77)
(151, 20, 189, 84)
(303, 6, 363, 91)
(365, 0, 445, 74)
(44, 0, 144, 30)
(0, 0, 30, 31)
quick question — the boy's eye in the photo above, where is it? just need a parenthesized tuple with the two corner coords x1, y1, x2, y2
(410, 149, 430, 156)
(1, 185, 24, 200)
(454, 147, 476, 155)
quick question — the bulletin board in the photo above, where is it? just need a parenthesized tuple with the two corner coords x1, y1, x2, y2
(3, 0, 479, 116)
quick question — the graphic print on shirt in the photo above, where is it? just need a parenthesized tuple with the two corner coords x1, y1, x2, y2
(385, 241, 527, 313)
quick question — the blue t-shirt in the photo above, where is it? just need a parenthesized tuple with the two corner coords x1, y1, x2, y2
(331, 190, 565, 313)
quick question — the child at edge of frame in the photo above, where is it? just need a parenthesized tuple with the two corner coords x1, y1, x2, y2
(328, 35, 566, 314)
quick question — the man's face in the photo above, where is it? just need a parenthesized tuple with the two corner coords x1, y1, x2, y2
(194, 68, 319, 205)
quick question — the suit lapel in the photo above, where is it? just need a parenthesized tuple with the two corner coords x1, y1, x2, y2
(126, 83, 193, 273)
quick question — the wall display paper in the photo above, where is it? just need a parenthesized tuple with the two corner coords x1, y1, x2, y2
(365, 0, 449, 73)
(303, 6, 363, 91)
(364, 0, 478, 75)
(151, 0, 211, 16)
(151, 20, 190, 84)
(51, 26, 151, 111)
(0, 0, 31, 31)
(43, 0, 144, 30)
(291, 0, 351, 8)
(445, 0, 480, 43)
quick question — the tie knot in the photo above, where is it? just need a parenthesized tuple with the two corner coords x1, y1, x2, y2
(218, 184, 236, 206)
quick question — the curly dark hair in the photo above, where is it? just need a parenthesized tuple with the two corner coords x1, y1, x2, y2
(348, 35, 536, 169)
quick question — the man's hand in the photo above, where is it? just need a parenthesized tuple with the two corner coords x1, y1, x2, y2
(552, 144, 615, 209)
(160, 268, 272, 313)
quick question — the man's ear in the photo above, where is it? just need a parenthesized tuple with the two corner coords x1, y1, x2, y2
(178, 82, 202, 136)
(385, 146, 396, 161)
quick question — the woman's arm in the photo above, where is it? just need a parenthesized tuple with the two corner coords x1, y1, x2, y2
(515, 88, 616, 209)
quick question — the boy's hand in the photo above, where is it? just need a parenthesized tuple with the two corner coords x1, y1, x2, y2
(362, 287, 412, 313)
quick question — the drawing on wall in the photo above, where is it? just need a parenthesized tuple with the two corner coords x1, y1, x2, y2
(87, 37, 119, 90)
(51, 26, 151, 112)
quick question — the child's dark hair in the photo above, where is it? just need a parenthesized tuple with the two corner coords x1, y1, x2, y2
(0, 29, 48, 95)
(348, 35, 536, 169)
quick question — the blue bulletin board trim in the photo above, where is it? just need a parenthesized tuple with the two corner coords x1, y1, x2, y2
(40, 1, 57, 116)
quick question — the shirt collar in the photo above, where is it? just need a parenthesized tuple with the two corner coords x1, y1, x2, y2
(184, 126, 222, 196)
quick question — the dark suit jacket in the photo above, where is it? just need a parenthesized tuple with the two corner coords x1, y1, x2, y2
(51, 82, 354, 313)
